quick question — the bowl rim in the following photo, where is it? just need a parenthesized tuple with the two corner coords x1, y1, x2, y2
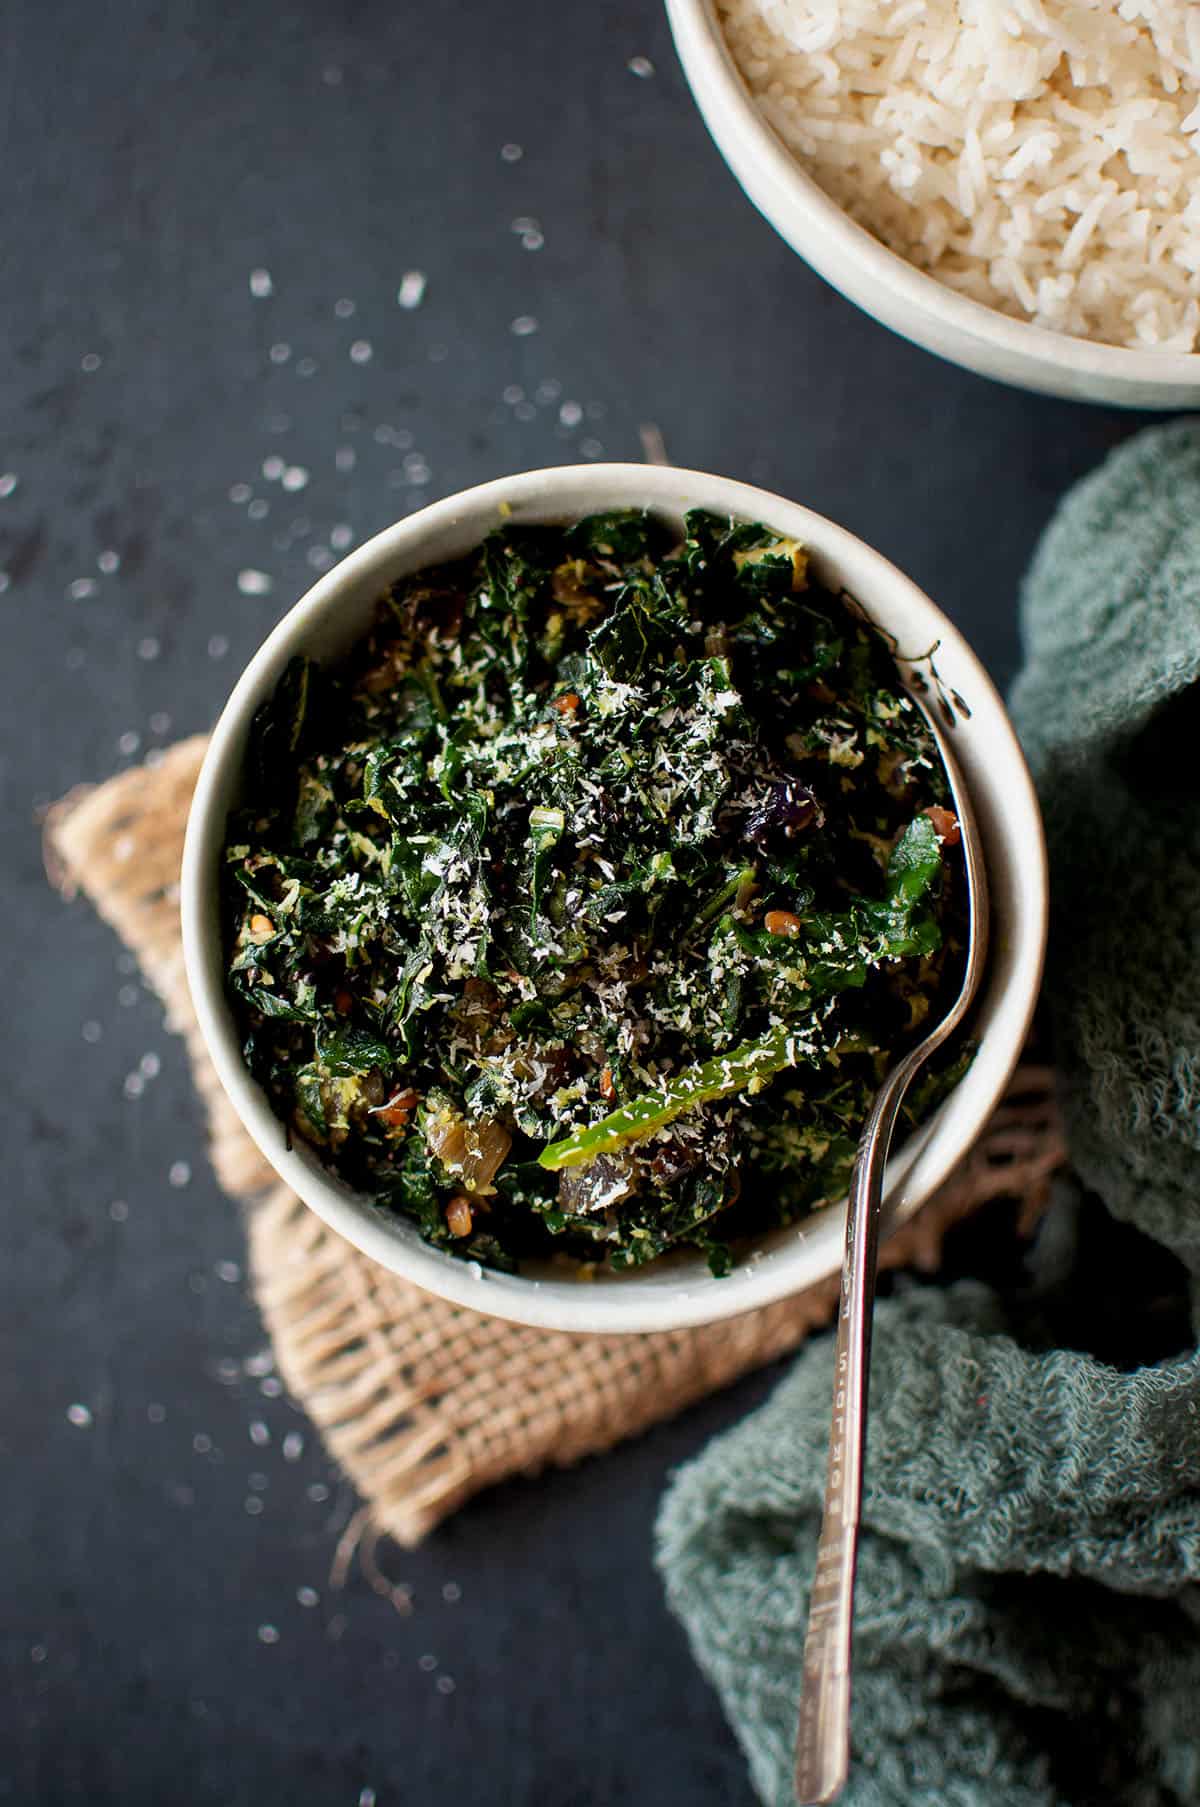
(665, 0, 1200, 387)
(182, 461, 1047, 1334)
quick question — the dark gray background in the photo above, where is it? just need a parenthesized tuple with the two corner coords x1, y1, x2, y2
(2, 3, 1154, 1803)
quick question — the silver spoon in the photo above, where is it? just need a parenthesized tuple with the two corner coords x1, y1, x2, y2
(793, 702, 989, 1806)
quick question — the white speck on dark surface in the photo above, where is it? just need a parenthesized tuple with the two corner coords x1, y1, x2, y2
(151, 710, 172, 734)
(282, 1431, 304, 1462)
(418, 1653, 438, 1672)
(307, 545, 333, 570)
(117, 983, 139, 1007)
(248, 1472, 269, 1492)
(297, 1586, 319, 1608)
(502, 383, 524, 405)
(30, 1645, 47, 1664)
(330, 523, 353, 550)
(269, 342, 292, 364)
(0, 472, 18, 497)
(207, 634, 229, 659)
(82, 1020, 102, 1044)
(68, 577, 97, 600)
(123, 1072, 145, 1100)
(97, 549, 121, 574)
(335, 445, 356, 472)
(249, 1420, 270, 1447)
(436, 1675, 457, 1695)
(256, 1623, 279, 1644)
(349, 340, 373, 364)
(140, 1052, 160, 1078)
(168, 1161, 191, 1189)
(0, 572, 11, 594)
(581, 437, 605, 458)
(147, 1403, 166, 1424)
(628, 54, 655, 77)
(118, 731, 140, 756)
(442, 1582, 461, 1603)
(66, 1404, 92, 1429)
(500, 141, 523, 161)
(245, 1496, 264, 1517)
(296, 356, 318, 377)
(510, 314, 538, 336)
(359, 1790, 377, 1807)
(249, 268, 273, 297)
(334, 297, 356, 318)
(259, 1376, 283, 1398)
(307, 1482, 330, 1503)
(229, 482, 252, 504)
(80, 351, 102, 372)
(559, 400, 583, 428)
(261, 455, 285, 481)
(247, 499, 269, 521)
(193, 1433, 212, 1455)
(281, 465, 309, 492)
(108, 1199, 128, 1222)
(244, 1348, 274, 1377)
(397, 271, 426, 310)
(215, 1260, 240, 1284)
(136, 636, 160, 661)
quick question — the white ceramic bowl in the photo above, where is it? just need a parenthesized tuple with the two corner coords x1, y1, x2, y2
(666, 0, 1200, 409)
(182, 464, 1046, 1334)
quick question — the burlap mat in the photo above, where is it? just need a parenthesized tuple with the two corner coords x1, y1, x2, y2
(46, 738, 1067, 1545)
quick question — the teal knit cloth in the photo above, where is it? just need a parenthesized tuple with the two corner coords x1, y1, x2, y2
(656, 422, 1200, 1807)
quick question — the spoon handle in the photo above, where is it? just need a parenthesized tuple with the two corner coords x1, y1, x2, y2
(792, 1055, 919, 1806)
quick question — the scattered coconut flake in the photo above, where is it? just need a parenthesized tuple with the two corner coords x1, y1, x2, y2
(257, 1623, 279, 1644)
(66, 1403, 92, 1428)
(511, 315, 539, 336)
(282, 1431, 304, 1462)
(208, 634, 229, 659)
(397, 270, 427, 310)
(349, 340, 373, 364)
(249, 269, 273, 298)
(281, 465, 309, 492)
(628, 55, 655, 77)
(168, 1161, 191, 1189)
(0, 473, 18, 497)
(68, 577, 96, 600)
(98, 549, 121, 574)
(500, 142, 523, 162)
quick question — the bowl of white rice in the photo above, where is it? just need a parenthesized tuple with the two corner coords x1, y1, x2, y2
(666, 0, 1200, 406)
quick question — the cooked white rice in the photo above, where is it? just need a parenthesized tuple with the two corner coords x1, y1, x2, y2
(718, 0, 1200, 350)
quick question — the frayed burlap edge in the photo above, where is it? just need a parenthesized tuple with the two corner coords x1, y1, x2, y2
(46, 739, 1067, 1545)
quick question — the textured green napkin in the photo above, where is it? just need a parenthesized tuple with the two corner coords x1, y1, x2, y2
(656, 421, 1200, 1807)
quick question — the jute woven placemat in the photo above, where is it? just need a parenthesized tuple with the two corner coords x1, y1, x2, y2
(46, 738, 1067, 1545)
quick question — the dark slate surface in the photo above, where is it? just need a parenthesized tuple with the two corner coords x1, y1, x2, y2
(2, 2, 1158, 1802)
